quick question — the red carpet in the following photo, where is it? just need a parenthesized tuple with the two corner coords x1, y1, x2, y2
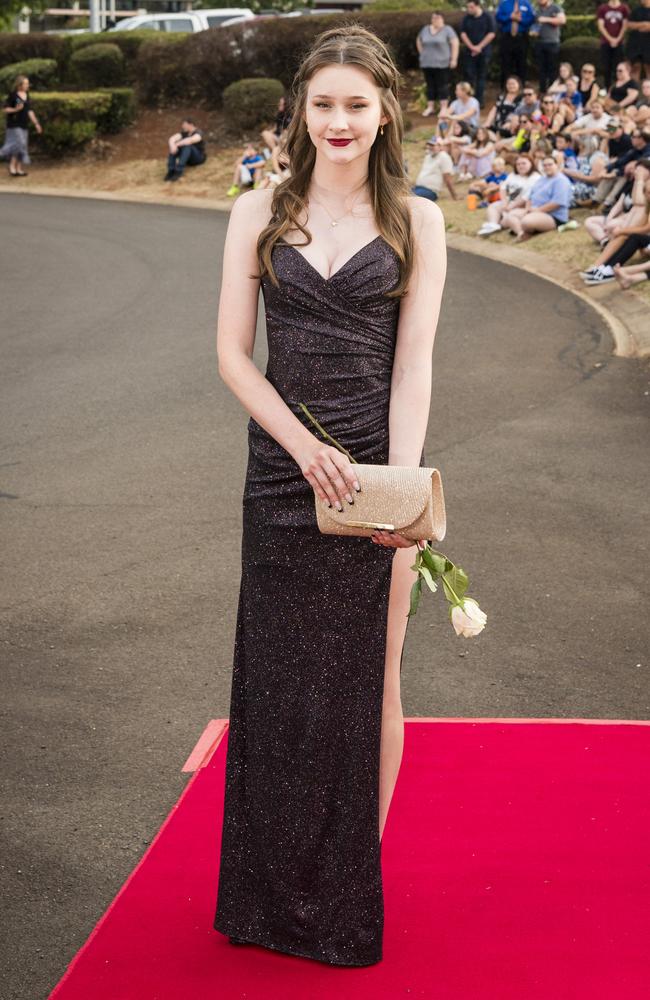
(50, 719, 650, 999)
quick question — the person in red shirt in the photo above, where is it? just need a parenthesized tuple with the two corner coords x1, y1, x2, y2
(597, 0, 630, 87)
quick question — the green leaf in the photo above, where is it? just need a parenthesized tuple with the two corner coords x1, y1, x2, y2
(418, 563, 438, 593)
(422, 547, 447, 576)
(441, 565, 469, 604)
(408, 576, 422, 618)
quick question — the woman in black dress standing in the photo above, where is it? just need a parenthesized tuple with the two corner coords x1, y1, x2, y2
(1, 75, 42, 177)
(213, 24, 447, 967)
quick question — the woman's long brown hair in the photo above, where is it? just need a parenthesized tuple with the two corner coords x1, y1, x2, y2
(256, 23, 414, 299)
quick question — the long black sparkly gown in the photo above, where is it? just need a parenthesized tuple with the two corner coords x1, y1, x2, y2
(214, 234, 418, 967)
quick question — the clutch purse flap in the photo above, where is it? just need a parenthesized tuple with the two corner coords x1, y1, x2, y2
(315, 464, 446, 541)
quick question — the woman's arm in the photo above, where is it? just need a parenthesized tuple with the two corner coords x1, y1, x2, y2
(483, 104, 497, 128)
(449, 34, 460, 69)
(28, 108, 42, 133)
(388, 198, 447, 466)
(216, 190, 357, 506)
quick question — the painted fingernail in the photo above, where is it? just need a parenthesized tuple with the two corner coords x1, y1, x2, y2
(354, 481, 361, 491)
(335, 501, 343, 511)
(346, 494, 354, 504)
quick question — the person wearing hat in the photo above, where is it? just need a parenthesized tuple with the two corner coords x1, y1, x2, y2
(412, 135, 458, 201)
(605, 116, 633, 160)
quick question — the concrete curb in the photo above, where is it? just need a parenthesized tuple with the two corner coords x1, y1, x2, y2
(2, 184, 647, 359)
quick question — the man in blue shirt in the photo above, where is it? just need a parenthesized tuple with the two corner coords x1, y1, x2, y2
(495, 0, 537, 87)
(460, 0, 496, 107)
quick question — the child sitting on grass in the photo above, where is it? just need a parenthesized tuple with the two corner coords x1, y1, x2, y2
(227, 143, 266, 197)
(467, 155, 509, 204)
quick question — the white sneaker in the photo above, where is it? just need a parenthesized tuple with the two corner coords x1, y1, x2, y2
(584, 265, 615, 285)
(478, 222, 501, 236)
(579, 266, 599, 280)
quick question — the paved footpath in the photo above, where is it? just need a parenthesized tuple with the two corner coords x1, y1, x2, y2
(1, 193, 648, 999)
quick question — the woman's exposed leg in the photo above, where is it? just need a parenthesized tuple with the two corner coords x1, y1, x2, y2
(378, 545, 413, 840)
(521, 211, 557, 233)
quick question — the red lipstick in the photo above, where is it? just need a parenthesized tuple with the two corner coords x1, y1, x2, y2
(327, 138, 352, 146)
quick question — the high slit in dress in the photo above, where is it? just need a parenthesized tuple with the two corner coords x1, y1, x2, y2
(213, 234, 422, 967)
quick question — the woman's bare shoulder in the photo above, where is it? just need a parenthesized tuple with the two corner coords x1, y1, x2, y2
(228, 187, 275, 238)
(406, 194, 445, 243)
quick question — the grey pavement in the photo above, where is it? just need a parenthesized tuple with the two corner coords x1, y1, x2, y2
(1, 193, 648, 999)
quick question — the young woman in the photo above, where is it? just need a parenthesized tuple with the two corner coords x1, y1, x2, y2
(1, 74, 42, 177)
(457, 124, 495, 179)
(577, 63, 601, 110)
(439, 80, 481, 130)
(213, 24, 447, 967)
(501, 154, 574, 239)
(483, 75, 522, 137)
(416, 10, 459, 118)
(260, 94, 292, 153)
(547, 61, 579, 98)
(437, 117, 473, 164)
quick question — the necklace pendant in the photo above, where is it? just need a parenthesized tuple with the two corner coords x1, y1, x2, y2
(331, 220, 337, 227)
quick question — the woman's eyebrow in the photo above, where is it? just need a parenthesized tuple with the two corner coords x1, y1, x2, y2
(310, 94, 371, 100)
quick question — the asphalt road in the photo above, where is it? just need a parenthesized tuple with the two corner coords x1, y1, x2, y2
(1, 193, 648, 999)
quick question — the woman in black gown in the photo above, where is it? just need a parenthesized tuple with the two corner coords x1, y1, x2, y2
(213, 24, 447, 967)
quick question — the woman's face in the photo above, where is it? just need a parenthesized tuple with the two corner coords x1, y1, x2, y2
(431, 13, 444, 28)
(516, 156, 532, 174)
(455, 84, 467, 101)
(20, 77, 29, 91)
(506, 77, 519, 94)
(304, 63, 387, 166)
(559, 64, 571, 81)
(582, 65, 595, 79)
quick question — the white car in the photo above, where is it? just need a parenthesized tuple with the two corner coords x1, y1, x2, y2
(110, 8, 255, 32)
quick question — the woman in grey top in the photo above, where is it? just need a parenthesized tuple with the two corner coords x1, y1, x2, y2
(416, 11, 460, 117)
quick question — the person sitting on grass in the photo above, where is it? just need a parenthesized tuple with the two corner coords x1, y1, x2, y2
(439, 80, 482, 130)
(411, 134, 458, 201)
(613, 256, 650, 287)
(563, 134, 609, 206)
(547, 61, 579, 99)
(552, 130, 579, 168)
(579, 162, 650, 283)
(483, 75, 522, 137)
(164, 118, 206, 182)
(467, 155, 509, 202)
(227, 143, 266, 197)
(584, 179, 641, 245)
(500, 154, 574, 239)
(255, 134, 291, 190)
(456, 125, 496, 180)
(436, 118, 473, 166)
(477, 152, 540, 234)
(260, 95, 292, 156)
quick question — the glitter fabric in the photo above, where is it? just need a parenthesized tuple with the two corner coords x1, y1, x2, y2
(213, 235, 422, 967)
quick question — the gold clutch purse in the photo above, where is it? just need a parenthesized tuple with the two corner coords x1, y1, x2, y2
(314, 463, 446, 542)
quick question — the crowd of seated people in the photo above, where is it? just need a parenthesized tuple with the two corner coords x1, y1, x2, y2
(411, 61, 650, 288)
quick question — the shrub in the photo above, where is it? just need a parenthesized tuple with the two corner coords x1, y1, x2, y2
(222, 77, 284, 130)
(134, 35, 193, 105)
(563, 15, 599, 41)
(29, 88, 135, 155)
(559, 35, 601, 73)
(69, 42, 126, 88)
(0, 33, 66, 70)
(95, 87, 137, 132)
(0, 58, 58, 92)
(135, 11, 463, 107)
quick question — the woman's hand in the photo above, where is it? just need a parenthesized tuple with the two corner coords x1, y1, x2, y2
(300, 442, 360, 510)
(371, 531, 426, 548)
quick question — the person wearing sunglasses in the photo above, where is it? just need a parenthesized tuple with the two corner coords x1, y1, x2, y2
(515, 85, 541, 116)
(578, 64, 601, 111)
(604, 59, 641, 111)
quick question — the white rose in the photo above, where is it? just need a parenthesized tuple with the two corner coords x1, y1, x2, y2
(451, 597, 487, 637)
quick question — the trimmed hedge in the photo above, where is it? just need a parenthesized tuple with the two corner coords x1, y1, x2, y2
(29, 88, 136, 155)
(0, 58, 58, 92)
(136, 11, 465, 106)
(559, 35, 602, 71)
(0, 32, 66, 70)
(69, 43, 126, 88)
(223, 77, 284, 129)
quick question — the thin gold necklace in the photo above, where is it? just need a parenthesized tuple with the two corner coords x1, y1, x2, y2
(309, 184, 367, 228)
